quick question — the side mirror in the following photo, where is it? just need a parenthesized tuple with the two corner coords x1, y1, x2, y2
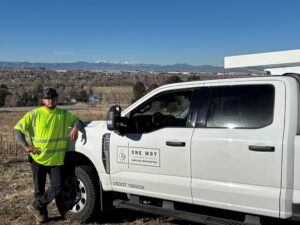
(107, 105, 122, 131)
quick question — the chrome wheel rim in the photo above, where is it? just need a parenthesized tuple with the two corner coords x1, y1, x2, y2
(69, 179, 87, 213)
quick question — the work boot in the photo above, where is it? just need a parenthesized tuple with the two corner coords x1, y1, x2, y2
(27, 204, 48, 224)
(40, 206, 49, 221)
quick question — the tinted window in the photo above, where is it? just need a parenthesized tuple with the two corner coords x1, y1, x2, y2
(206, 85, 274, 128)
(129, 90, 193, 132)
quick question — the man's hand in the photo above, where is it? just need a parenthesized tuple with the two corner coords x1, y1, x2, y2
(69, 127, 79, 140)
(24, 145, 41, 154)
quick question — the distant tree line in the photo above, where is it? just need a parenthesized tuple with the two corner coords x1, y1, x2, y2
(0, 82, 89, 107)
(0, 69, 217, 107)
(0, 84, 10, 107)
(131, 75, 191, 103)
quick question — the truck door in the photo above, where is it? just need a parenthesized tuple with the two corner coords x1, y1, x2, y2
(191, 81, 285, 217)
(110, 88, 198, 203)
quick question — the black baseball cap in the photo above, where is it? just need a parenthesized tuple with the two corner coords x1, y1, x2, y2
(42, 88, 58, 99)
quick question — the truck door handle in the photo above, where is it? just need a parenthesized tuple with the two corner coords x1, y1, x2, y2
(166, 141, 186, 147)
(249, 145, 275, 152)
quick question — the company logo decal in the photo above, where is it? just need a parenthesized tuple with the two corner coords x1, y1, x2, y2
(117, 146, 160, 167)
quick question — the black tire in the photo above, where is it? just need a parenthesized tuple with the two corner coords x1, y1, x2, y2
(56, 165, 99, 223)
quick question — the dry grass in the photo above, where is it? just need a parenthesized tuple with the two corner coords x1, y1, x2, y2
(0, 134, 26, 163)
(71, 108, 106, 121)
(0, 111, 25, 134)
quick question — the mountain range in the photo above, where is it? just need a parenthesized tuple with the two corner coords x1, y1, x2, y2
(0, 61, 224, 72)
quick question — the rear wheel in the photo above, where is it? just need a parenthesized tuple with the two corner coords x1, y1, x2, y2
(56, 165, 99, 222)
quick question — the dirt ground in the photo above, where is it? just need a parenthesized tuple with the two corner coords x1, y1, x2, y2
(0, 158, 189, 225)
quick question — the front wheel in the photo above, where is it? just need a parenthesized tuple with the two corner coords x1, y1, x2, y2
(56, 165, 99, 223)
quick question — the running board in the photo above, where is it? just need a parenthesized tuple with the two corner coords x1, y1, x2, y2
(113, 199, 256, 225)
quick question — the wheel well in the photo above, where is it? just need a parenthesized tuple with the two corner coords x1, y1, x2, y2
(64, 151, 100, 186)
(64, 151, 114, 212)
(65, 151, 96, 169)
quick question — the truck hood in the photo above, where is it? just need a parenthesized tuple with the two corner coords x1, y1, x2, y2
(69, 120, 110, 151)
(84, 120, 108, 130)
(82, 120, 110, 138)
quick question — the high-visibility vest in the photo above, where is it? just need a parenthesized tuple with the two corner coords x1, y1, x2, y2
(14, 106, 78, 166)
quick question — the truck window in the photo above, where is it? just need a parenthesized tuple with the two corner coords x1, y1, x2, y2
(206, 85, 274, 129)
(129, 90, 193, 133)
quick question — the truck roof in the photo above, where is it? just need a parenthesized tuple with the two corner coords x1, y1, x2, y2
(158, 74, 299, 89)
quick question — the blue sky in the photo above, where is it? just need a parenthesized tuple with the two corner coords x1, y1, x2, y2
(0, 0, 299, 66)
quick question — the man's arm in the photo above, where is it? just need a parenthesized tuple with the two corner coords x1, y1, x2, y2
(69, 119, 84, 140)
(74, 120, 84, 130)
(14, 129, 28, 148)
(14, 129, 41, 154)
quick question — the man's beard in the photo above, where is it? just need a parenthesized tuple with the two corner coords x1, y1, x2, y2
(45, 104, 56, 110)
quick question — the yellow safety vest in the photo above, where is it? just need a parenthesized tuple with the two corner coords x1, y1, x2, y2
(14, 106, 78, 166)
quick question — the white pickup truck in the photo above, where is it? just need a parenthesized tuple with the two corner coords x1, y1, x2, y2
(55, 73, 300, 225)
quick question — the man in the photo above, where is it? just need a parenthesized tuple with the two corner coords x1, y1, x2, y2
(14, 88, 84, 224)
